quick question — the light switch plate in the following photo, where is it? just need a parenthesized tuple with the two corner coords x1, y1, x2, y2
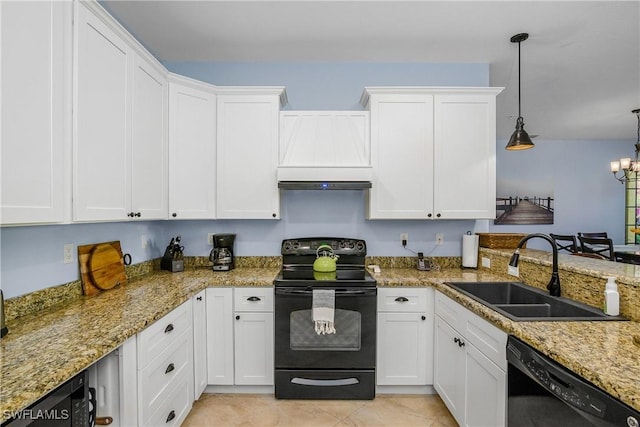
(63, 244, 74, 264)
(508, 265, 519, 277)
(482, 257, 491, 268)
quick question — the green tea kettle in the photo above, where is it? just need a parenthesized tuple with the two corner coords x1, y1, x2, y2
(313, 244, 339, 272)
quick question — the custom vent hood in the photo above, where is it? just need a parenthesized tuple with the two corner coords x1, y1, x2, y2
(277, 111, 372, 189)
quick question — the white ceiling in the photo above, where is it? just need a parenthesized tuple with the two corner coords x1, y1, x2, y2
(102, 0, 640, 141)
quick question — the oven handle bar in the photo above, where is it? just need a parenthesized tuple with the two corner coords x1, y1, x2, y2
(291, 377, 360, 387)
(275, 288, 376, 296)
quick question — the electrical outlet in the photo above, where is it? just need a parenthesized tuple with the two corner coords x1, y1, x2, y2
(482, 257, 491, 268)
(63, 244, 74, 264)
(436, 233, 444, 245)
(141, 234, 148, 249)
(508, 265, 519, 277)
(400, 233, 408, 246)
(208, 233, 215, 245)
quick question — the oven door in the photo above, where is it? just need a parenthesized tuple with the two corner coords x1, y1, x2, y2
(274, 286, 376, 370)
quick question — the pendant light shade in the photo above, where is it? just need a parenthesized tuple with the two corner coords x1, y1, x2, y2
(506, 33, 534, 151)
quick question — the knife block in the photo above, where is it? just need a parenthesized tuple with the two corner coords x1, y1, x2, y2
(161, 246, 184, 272)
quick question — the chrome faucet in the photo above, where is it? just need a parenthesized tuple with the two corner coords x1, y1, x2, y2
(509, 233, 561, 297)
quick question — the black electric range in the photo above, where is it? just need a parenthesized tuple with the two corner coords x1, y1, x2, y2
(273, 237, 377, 400)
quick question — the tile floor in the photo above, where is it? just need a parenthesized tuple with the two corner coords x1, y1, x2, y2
(182, 393, 458, 426)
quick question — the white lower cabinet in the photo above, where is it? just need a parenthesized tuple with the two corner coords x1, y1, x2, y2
(137, 300, 194, 427)
(433, 291, 507, 427)
(192, 290, 208, 400)
(376, 288, 434, 386)
(206, 287, 274, 387)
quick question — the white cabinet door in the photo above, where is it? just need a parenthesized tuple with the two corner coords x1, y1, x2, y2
(464, 342, 506, 427)
(368, 94, 434, 219)
(74, 3, 131, 221)
(433, 315, 465, 425)
(131, 55, 167, 220)
(216, 92, 283, 219)
(234, 311, 274, 385)
(205, 288, 234, 385)
(1, 0, 69, 224)
(168, 80, 216, 219)
(192, 290, 207, 400)
(434, 94, 497, 219)
(377, 312, 428, 385)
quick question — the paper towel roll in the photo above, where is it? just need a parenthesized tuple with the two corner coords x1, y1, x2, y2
(462, 234, 479, 268)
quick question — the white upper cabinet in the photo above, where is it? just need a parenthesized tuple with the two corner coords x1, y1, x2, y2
(366, 93, 434, 219)
(74, 2, 168, 222)
(362, 87, 502, 220)
(434, 93, 498, 219)
(168, 76, 217, 220)
(216, 88, 286, 219)
(130, 56, 168, 220)
(74, 2, 132, 221)
(1, 0, 71, 225)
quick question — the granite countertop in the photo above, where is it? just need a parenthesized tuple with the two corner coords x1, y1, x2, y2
(2, 265, 640, 421)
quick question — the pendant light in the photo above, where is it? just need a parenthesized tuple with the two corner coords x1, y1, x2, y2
(505, 33, 535, 150)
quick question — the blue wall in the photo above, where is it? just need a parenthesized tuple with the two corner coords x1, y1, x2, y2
(0, 62, 630, 298)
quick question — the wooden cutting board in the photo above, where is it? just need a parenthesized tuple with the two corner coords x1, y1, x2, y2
(78, 241, 127, 296)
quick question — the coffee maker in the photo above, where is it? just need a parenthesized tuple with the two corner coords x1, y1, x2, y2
(210, 234, 236, 271)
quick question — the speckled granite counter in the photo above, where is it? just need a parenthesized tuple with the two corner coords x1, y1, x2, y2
(0, 267, 278, 423)
(2, 262, 640, 422)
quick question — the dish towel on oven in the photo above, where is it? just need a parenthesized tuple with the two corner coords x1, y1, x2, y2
(312, 289, 336, 335)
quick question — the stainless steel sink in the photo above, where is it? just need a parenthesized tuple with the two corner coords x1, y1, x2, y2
(443, 281, 626, 321)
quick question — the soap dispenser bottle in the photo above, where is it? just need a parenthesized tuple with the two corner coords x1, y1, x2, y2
(603, 277, 620, 316)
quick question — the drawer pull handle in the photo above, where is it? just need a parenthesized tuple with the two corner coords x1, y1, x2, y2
(454, 337, 465, 347)
(166, 410, 176, 423)
(164, 324, 174, 334)
(196, 296, 202, 301)
(165, 363, 175, 374)
(247, 296, 261, 302)
(395, 297, 409, 302)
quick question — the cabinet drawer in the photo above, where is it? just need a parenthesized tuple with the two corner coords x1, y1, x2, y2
(234, 287, 273, 312)
(435, 291, 466, 332)
(139, 332, 191, 416)
(142, 375, 192, 427)
(377, 287, 428, 312)
(464, 309, 507, 370)
(138, 300, 192, 367)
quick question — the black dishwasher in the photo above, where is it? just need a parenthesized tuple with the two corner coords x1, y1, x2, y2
(507, 336, 639, 427)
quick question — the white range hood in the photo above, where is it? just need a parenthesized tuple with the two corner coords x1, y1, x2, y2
(277, 111, 372, 187)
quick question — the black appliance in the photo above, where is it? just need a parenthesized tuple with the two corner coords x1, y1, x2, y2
(209, 234, 235, 271)
(274, 237, 377, 400)
(507, 336, 640, 427)
(2, 370, 89, 427)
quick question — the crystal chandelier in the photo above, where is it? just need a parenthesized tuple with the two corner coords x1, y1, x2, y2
(610, 109, 640, 184)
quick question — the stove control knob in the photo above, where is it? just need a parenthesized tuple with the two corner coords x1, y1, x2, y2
(355, 241, 365, 252)
(283, 241, 293, 252)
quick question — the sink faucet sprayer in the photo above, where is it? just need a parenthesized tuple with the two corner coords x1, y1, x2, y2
(509, 233, 561, 297)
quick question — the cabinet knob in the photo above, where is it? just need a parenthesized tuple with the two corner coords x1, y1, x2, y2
(165, 363, 175, 374)
(236, 315, 240, 320)
(436, 213, 441, 218)
(421, 315, 426, 321)
(164, 323, 174, 334)
(127, 212, 134, 217)
(135, 212, 141, 217)
(166, 410, 176, 423)
(172, 213, 177, 218)
(272, 213, 277, 218)
(427, 213, 432, 218)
